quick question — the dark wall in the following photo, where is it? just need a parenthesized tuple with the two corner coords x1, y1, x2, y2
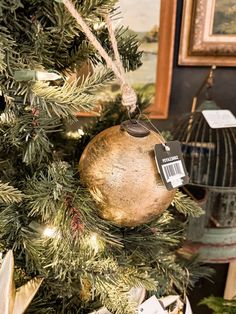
(157, 0, 236, 131)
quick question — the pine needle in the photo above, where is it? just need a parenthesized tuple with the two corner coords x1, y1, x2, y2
(172, 190, 204, 217)
(0, 181, 23, 203)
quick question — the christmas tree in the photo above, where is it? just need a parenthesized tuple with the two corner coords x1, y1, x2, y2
(0, 1, 209, 313)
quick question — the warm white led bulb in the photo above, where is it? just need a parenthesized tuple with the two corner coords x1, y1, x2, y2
(43, 227, 57, 238)
(78, 128, 85, 136)
(90, 233, 100, 253)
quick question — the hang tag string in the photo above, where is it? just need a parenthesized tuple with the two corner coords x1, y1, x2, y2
(104, 14, 125, 78)
(135, 119, 170, 151)
(134, 107, 170, 151)
(58, 0, 137, 112)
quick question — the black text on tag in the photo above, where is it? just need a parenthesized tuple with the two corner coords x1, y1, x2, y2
(154, 141, 189, 190)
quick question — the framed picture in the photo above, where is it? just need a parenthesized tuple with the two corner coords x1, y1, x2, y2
(179, 0, 236, 66)
(119, 0, 177, 119)
(79, 0, 177, 119)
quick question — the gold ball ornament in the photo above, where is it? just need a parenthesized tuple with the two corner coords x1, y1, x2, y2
(79, 121, 176, 227)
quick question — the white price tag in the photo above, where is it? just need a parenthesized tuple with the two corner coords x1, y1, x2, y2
(138, 296, 166, 314)
(202, 110, 236, 128)
(154, 141, 189, 191)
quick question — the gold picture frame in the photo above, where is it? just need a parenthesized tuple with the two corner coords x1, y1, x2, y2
(179, 0, 236, 66)
(150, 0, 177, 118)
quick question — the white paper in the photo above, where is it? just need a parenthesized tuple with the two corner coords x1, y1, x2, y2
(138, 296, 166, 314)
(185, 296, 193, 314)
(202, 110, 236, 128)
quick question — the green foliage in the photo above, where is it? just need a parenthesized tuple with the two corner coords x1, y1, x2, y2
(0, 0, 141, 116)
(31, 69, 114, 118)
(96, 26, 142, 71)
(200, 296, 236, 314)
(0, 27, 15, 73)
(0, 181, 23, 203)
(172, 190, 204, 218)
(3, 110, 61, 165)
(0, 155, 209, 312)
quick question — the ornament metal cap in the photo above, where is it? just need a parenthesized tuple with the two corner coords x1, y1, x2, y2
(120, 120, 150, 137)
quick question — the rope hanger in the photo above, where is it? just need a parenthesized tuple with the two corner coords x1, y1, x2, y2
(55, 0, 137, 113)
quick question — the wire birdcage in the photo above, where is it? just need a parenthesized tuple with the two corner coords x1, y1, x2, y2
(174, 107, 236, 187)
(174, 67, 236, 188)
(173, 67, 236, 262)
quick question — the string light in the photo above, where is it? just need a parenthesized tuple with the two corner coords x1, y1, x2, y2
(43, 226, 58, 238)
(66, 128, 84, 139)
(14, 70, 61, 81)
(89, 233, 101, 254)
(93, 21, 105, 30)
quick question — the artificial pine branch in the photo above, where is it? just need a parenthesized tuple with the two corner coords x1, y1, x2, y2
(31, 68, 114, 117)
(172, 190, 204, 217)
(5, 110, 61, 165)
(95, 281, 136, 314)
(0, 181, 23, 204)
(114, 26, 143, 72)
(0, 34, 7, 73)
(75, 68, 114, 94)
(25, 161, 120, 244)
(0, 111, 17, 125)
(123, 211, 182, 251)
(1, 0, 141, 73)
(78, 0, 117, 17)
(0, 203, 23, 250)
(68, 41, 96, 71)
(92, 26, 142, 72)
